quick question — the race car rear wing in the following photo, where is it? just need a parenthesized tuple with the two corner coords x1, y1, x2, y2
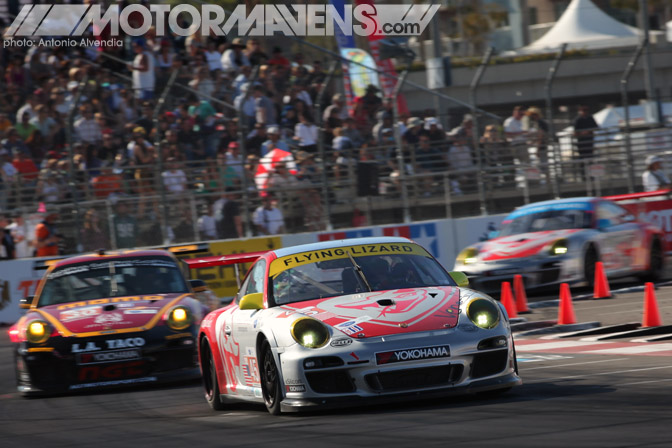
(604, 189, 671, 202)
(184, 251, 268, 269)
(185, 251, 268, 289)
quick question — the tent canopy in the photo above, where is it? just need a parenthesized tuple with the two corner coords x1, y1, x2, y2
(517, 0, 642, 53)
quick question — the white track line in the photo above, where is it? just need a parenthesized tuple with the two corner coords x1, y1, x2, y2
(521, 358, 628, 371)
(525, 365, 672, 383)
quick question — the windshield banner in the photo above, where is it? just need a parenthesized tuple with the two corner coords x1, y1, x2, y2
(270, 243, 429, 277)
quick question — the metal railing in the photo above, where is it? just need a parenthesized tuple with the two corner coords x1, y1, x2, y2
(2, 124, 671, 255)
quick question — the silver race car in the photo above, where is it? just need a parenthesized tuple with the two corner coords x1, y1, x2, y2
(454, 197, 665, 294)
(188, 237, 521, 414)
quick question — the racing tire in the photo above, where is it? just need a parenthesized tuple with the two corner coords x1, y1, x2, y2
(583, 246, 599, 288)
(201, 338, 226, 411)
(260, 339, 283, 415)
(640, 238, 664, 282)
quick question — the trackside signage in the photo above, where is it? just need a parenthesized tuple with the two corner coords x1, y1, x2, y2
(4, 4, 439, 38)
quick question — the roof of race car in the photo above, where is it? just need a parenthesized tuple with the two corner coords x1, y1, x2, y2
(272, 237, 413, 258)
(516, 197, 596, 209)
(45, 249, 177, 269)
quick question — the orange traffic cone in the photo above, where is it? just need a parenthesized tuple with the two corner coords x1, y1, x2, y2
(593, 261, 612, 299)
(513, 274, 531, 314)
(500, 281, 518, 318)
(642, 282, 662, 327)
(558, 283, 577, 325)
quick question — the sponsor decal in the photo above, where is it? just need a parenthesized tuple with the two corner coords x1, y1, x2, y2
(94, 312, 124, 324)
(72, 337, 145, 353)
(56, 295, 162, 310)
(340, 324, 363, 335)
(330, 338, 353, 347)
(77, 360, 146, 382)
(286, 385, 306, 393)
(78, 349, 141, 365)
(61, 306, 102, 322)
(284, 378, 304, 385)
(270, 243, 427, 276)
(72, 342, 102, 353)
(376, 345, 450, 365)
(123, 309, 157, 315)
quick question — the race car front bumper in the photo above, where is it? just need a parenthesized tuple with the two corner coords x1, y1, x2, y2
(15, 327, 200, 396)
(458, 255, 582, 293)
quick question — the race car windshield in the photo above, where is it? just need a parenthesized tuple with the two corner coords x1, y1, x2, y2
(270, 243, 455, 306)
(37, 257, 189, 307)
(499, 208, 592, 236)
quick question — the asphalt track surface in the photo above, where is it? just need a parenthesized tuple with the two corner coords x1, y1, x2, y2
(2, 282, 672, 447)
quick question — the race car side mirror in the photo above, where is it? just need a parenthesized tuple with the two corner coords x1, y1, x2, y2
(449, 272, 470, 287)
(239, 292, 264, 310)
(189, 279, 208, 292)
(597, 218, 611, 230)
(20, 296, 34, 309)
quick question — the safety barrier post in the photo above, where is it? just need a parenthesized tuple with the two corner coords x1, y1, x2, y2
(544, 43, 566, 199)
(620, 41, 645, 194)
(153, 70, 178, 245)
(469, 47, 493, 216)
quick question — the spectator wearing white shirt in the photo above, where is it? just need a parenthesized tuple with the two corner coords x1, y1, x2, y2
(162, 158, 188, 193)
(642, 155, 671, 192)
(253, 195, 285, 235)
(221, 38, 250, 73)
(261, 126, 289, 156)
(74, 104, 102, 145)
(503, 106, 529, 164)
(128, 39, 155, 100)
(294, 114, 318, 153)
(15, 93, 37, 123)
(203, 40, 223, 73)
(197, 203, 218, 241)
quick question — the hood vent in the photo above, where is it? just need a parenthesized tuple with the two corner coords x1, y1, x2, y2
(376, 299, 395, 306)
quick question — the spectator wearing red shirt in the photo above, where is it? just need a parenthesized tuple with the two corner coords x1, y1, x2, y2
(91, 167, 124, 199)
(268, 47, 290, 69)
(12, 151, 39, 184)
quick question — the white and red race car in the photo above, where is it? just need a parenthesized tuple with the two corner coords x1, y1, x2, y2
(454, 197, 665, 293)
(188, 237, 520, 414)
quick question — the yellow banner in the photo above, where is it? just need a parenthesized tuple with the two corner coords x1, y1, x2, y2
(178, 238, 281, 298)
(269, 243, 428, 277)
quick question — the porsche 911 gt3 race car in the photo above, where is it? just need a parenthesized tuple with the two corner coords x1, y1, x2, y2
(188, 237, 521, 414)
(454, 197, 665, 293)
(8, 250, 208, 395)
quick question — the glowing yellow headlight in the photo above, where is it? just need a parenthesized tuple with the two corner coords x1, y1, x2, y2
(457, 247, 478, 265)
(26, 320, 50, 344)
(466, 298, 500, 329)
(550, 239, 569, 256)
(291, 318, 329, 349)
(167, 306, 192, 330)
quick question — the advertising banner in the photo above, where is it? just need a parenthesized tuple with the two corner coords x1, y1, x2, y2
(0, 259, 42, 324)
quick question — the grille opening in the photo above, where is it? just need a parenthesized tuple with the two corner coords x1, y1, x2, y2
(471, 349, 508, 379)
(306, 370, 355, 394)
(365, 364, 464, 392)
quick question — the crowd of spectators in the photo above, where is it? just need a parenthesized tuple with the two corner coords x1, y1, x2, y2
(0, 21, 608, 258)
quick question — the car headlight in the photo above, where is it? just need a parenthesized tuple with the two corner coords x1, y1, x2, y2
(457, 247, 478, 265)
(26, 320, 50, 344)
(291, 318, 329, 349)
(167, 306, 192, 330)
(549, 239, 568, 256)
(466, 298, 500, 329)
